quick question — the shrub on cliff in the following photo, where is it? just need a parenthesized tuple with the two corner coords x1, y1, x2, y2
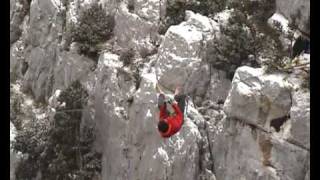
(204, 0, 289, 78)
(68, 3, 115, 60)
(204, 10, 260, 79)
(13, 81, 102, 180)
(159, 0, 226, 34)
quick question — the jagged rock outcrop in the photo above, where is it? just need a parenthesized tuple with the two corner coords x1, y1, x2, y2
(113, 2, 160, 51)
(224, 66, 292, 132)
(155, 11, 219, 101)
(212, 117, 309, 180)
(212, 65, 309, 180)
(86, 52, 205, 180)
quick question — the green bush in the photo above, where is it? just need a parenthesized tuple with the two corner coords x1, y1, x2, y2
(13, 116, 48, 179)
(186, 0, 226, 17)
(204, 0, 289, 78)
(228, 0, 276, 23)
(159, 0, 226, 34)
(13, 81, 102, 180)
(159, 1, 186, 34)
(69, 3, 115, 60)
(204, 10, 260, 79)
(15, 157, 39, 180)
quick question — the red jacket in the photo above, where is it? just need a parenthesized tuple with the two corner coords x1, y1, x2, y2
(158, 102, 183, 138)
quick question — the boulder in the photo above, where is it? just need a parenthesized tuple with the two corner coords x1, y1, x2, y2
(223, 66, 292, 132)
(113, 2, 160, 51)
(211, 118, 309, 180)
(155, 11, 218, 94)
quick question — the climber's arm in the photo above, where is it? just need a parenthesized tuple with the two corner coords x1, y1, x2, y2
(171, 102, 183, 118)
(159, 104, 168, 120)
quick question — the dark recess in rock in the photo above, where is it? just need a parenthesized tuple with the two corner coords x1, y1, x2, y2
(270, 115, 289, 132)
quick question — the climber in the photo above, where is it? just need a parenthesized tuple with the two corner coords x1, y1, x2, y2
(156, 84, 187, 138)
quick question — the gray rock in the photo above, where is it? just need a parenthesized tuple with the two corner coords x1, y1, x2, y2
(287, 89, 310, 149)
(269, 137, 309, 180)
(22, 46, 56, 101)
(284, 72, 310, 150)
(155, 11, 218, 93)
(223, 66, 292, 131)
(88, 52, 203, 180)
(113, 2, 159, 51)
(10, 40, 27, 81)
(27, 0, 64, 47)
(267, 13, 294, 53)
(184, 64, 211, 105)
(53, 51, 95, 91)
(304, 157, 309, 180)
(204, 67, 231, 104)
(134, 0, 162, 22)
(212, 118, 279, 180)
(211, 118, 309, 180)
(22, 46, 94, 102)
(276, 0, 310, 34)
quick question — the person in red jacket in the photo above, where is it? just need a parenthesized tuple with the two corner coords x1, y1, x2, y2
(157, 86, 187, 138)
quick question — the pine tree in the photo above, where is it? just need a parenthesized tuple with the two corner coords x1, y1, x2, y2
(40, 81, 89, 179)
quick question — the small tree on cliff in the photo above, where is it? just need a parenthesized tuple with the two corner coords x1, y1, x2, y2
(204, 0, 288, 78)
(40, 81, 101, 179)
(68, 3, 115, 60)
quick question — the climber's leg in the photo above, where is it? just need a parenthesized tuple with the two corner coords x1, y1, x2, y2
(175, 93, 187, 125)
(174, 94, 187, 115)
(158, 93, 165, 109)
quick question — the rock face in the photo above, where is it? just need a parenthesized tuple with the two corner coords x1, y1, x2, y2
(212, 118, 309, 180)
(224, 66, 292, 132)
(10, 0, 309, 180)
(155, 10, 219, 99)
(213, 66, 309, 180)
(276, 0, 310, 34)
(88, 52, 204, 180)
